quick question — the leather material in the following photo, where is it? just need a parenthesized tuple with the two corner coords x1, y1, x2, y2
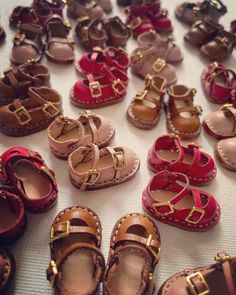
(159, 252, 236, 295)
(215, 138, 236, 172)
(67, 0, 104, 21)
(103, 213, 161, 295)
(127, 75, 166, 129)
(46, 206, 105, 295)
(204, 104, 236, 139)
(9, 6, 40, 28)
(202, 62, 236, 104)
(148, 134, 217, 186)
(142, 170, 220, 231)
(76, 47, 129, 76)
(47, 111, 115, 159)
(146, 3, 173, 32)
(0, 248, 15, 294)
(71, 66, 128, 109)
(0, 147, 58, 213)
(0, 86, 62, 137)
(96, 0, 112, 12)
(0, 61, 50, 107)
(166, 85, 202, 139)
(68, 144, 140, 190)
(0, 186, 26, 243)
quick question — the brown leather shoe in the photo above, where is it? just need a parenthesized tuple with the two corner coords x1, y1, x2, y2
(166, 85, 203, 139)
(0, 61, 50, 107)
(158, 251, 236, 295)
(0, 247, 15, 295)
(46, 206, 105, 295)
(103, 213, 161, 295)
(0, 86, 61, 137)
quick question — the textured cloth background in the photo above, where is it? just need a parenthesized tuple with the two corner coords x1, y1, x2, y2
(0, 0, 236, 294)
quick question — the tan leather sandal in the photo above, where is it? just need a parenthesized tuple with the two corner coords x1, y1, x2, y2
(47, 111, 115, 159)
(166, 85, 203, 139)
(46, 206, 105, 295)
(68, 144, 140, 190)
(103, 213, 161, 295)
(0, 86, 61, 137)
(127, 74, 166, 129)
(131, 46, 177, 85)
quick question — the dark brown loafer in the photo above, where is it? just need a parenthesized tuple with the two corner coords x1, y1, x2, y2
(158, 251, 236, 295)
(0, 247, 15, 295)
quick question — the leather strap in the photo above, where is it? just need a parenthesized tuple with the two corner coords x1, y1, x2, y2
(221, 105, 236, 135)
(79, 111, 99, 144)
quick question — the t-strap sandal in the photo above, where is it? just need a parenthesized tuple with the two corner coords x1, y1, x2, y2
(159, 251, 236, 295)
(68, 143, 140, 190)
(103, 213, 161, 295)
(202, 62, 236, 104)
(0, 247, 15, 294)
(142, 170, 220, 231)
(127, 74, 166, 129)
(47, 111, 115, 159)
(148, 134, 217, 186)
(46, 206, 105, 294)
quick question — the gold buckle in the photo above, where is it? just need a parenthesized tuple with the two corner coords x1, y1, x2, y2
(112, 79, 126, 95)
(185, 207, 205, 224)
(13, 34, 25, 45)
(112, 151, 125, 170)
(135, 89, 148, 100)
(193, 20, 202, 27)
(220, 103, 233, 111)
(214, 253, 231, 263)
(81, 26, 89, 41)
(186, 272, 210, 295)
(49, 260, 58, 287)
(50, 220, 70, 242)
(146, 234, 161, 262)
(67, 36, 75, 47)
(147, 272, 155, 295)
(195, 105, 203, 114)
(152, 58, 166, 73)
(152, 201, 174, 216)
(83, 169, 100, 185)
(14, 106, 32, 125)
(129, 17, 142, 30)
(42, 103, 59, 118)
(89, 81, 102, 98)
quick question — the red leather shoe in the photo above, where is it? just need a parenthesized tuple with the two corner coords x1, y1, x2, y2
(142, 170, 221, 231)
(201, 62, 236, 104)
(0, 186, 27, 243)
(148, 134, 217, 186)
(75, 47, 129, 76)
(71, 65, 128, 109)
(0, 147, 58, 213)
(9, 6, 40, 28)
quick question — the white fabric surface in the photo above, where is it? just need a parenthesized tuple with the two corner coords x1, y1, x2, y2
(0, 0, 236, 294)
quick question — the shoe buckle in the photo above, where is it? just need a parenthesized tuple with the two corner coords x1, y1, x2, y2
(214, 253, 231, 263)
(185, 207, 205, 224)
(49, 260, 58, 288)
(152, 201, 174, 216)
(112, 79, 126, 95)
(14, 106, 32, 125)
(129, 17, 142, 30)
(195, 105, 203, 114)
(146, 234, 161, 262)
(193, 6, 200, 13)
(13, 34, 26, 45)
(67, 36, 75, 47)
(112, 151, 125, 170)
(89, 81, 102, 98)
(50, 220, 70, 242)
(83, 169, 100, 185)
(42, 103, 59, 118)
(186, 272, 210, 295)
(81, 26, 89, 41)
(152, 58, 166, 73)
(135, 89, 148, 101)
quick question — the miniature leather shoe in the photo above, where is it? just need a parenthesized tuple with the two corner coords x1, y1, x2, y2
(103, 213, 161, 295)
(67, 0, 104, 21)
(9, 6, 40, 28)
(104, 17, 130, 48)
(158, 251, 236, 295)
(203, 104, 236, 139)
(127, 74, 166, 129)
(215, 138, 236, 172)
(131, 47, 177, 85)
(184, 18, 223, 47)
(0, 186, 26, 243)
(33, 0, 64, 19)
(148, 134, 217, 186)
(201, 62, 236, 104)
(75, 17, 107, 50)
(0, 247, 15, 295)
(166, 85, 203, 139)
(76, 47, 129, 76)
(10, 23, 44, 65)
(175, 0, 227, 26)
(137, 31, 183, 63)
(47, 111, 115, 159)
(142, 170, 220, 231)
(71, 66, 128, 109)
(45, 15, 74, 64)
(200, 30, 236, 61)
(0, 61, 50, 107)
(0, 147, 58, 213)
(68, 143, 140, 190)
(46, 206, 105, 294)
(0, 86, 61, 137)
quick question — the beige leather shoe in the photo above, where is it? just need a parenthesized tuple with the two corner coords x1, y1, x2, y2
(215, 138, 236, 171)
